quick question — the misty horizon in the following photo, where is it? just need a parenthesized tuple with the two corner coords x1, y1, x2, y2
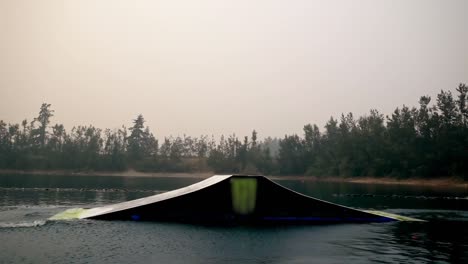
(2, 84, 465, 141)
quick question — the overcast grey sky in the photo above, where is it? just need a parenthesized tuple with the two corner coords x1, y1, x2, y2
(1, 0, 467, 138)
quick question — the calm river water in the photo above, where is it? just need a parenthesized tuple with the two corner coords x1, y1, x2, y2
(1, 174, 467, 264)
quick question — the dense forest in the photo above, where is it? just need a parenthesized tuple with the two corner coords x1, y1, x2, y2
(0, 84, 467, 179)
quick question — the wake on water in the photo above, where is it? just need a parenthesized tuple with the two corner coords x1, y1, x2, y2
(0, 205, 70, 229)
(0, 220, 47, 228)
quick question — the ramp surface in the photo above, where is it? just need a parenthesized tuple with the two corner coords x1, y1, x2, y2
(50, 175, 422, 223)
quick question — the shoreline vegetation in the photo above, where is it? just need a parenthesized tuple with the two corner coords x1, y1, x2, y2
(0, 84, 467, 181)
(0, 169, 466, 189)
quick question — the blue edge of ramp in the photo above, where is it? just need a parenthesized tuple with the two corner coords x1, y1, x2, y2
(50, 175, 424, 224)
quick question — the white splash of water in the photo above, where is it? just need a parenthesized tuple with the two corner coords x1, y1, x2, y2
(0, 220, 47, 228)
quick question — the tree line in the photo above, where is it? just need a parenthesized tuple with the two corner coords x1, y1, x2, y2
(0, 84, 467, 179)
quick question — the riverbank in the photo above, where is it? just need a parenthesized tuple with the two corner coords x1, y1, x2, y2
(0, 169, 466, 188)
(0, 169, 214, 179)
(266, 175, 468, 189)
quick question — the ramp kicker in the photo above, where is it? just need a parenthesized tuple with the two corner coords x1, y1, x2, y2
(50, 175, 423, 223)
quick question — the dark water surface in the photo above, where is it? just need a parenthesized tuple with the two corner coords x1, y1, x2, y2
(1, 174, 467, 264)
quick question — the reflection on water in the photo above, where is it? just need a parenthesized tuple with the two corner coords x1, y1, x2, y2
(279, 179, 468, 211)
(0, 174, 467, 264)
(0, 174, 201, 191)
(0, 187, 157, 207)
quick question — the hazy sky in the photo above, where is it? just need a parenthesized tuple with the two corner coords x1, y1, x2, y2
(1, 0, 467, 139)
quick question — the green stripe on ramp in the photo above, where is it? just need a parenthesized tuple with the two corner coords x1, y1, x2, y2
(231, 178, 257, 215)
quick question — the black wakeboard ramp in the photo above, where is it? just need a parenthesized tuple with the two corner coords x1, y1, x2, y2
(50, 175, 423, 223)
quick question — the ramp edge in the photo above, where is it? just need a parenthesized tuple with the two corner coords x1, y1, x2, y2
(363, 210, 426, 222)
